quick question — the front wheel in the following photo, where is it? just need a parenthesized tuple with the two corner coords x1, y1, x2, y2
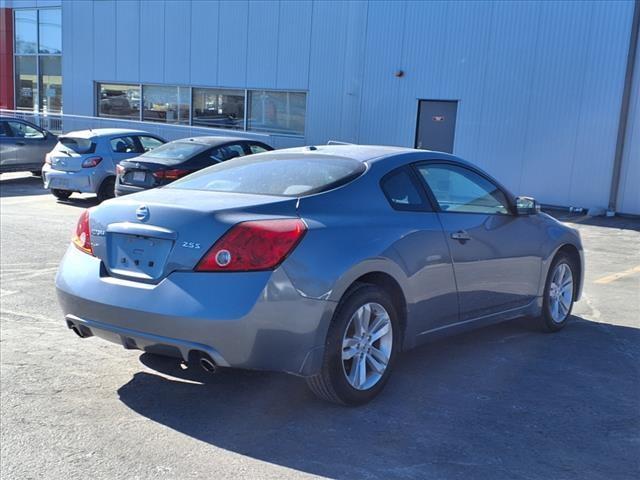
(540, 253, 577, 332)
(306, 284, 400, 405)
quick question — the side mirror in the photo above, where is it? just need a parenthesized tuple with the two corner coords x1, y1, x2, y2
(516, 196, 540, 215)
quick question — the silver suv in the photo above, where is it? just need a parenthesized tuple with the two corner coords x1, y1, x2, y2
(42, 128, 165, 202)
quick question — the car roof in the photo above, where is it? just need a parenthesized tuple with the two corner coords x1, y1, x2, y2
(168, 136, 266, 146)
(253, 144, 435, 163)
(60, 128, 155, 139)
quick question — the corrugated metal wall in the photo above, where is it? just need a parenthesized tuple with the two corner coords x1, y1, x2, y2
(7, 0, 638, 213)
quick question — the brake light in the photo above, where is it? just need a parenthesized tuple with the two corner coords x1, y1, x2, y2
(116, 164, 125, 175)
(153, 169, 190, 180)
(195, 219, 307, 272)
(72, 209, 93, 255)
(81, 156, 102, 168)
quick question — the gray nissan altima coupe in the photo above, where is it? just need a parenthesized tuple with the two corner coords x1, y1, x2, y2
(56, 144, 584, 405)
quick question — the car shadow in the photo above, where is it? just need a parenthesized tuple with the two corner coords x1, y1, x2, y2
(55, 196, 100, 208)
(0, 174, 49, 197)
(117, 316, 639, 479)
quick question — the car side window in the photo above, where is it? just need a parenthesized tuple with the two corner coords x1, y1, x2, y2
(416, 163, 510, 215)
(7, 121, 44, 139)
(211, 144, 246, 162)
(0, 122, 9, 137)
(138, 136, 164, 152)
(248, 143, 269, 154)
(380, 167, 428, 211)
(110, 136, 137, 153)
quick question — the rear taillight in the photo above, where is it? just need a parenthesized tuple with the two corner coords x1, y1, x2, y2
(81, 156, 102, 168)
(116, 164, 125, 176)
(153, 169, 190, 181)
(195, 219, 307, 272)
(72, 209, 93, 255)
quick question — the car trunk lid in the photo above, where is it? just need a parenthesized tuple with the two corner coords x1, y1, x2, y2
(88, 188, 299, 282)
(50, 136, 97, 172)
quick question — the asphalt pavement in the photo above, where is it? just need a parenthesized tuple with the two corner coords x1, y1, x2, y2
(1, 172, 639, 480)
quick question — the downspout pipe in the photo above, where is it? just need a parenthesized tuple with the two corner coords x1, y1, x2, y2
(608, 0, 640, 214)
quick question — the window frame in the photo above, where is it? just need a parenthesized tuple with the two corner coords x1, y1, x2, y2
(13, 7, 62, 113)
(379, 166, 434, 212)
(411, 160, 516, 216)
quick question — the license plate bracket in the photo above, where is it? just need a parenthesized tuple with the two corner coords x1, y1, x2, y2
(108, 233, 173, 280)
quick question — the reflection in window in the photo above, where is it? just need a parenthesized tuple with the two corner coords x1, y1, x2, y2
(248, 91, 306, 135)
(15, 56, 38, 111)
(98, 83, 141, 120)
(142, 85, 189, 124)
(38, 9, 62, 54)
(40, 56, 62, 112)
(192, 88, 244, 130)
(14, 10, 38, 54)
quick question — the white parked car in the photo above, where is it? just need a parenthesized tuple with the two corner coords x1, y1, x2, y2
(42, 128, 165, 202)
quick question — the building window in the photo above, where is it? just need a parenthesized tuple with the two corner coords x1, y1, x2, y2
(248, 90, 306, 135)
(192, 88, 244, 130)
(13, 8, 62, 112)
(98, 83, 141, 120)
(143, 85, 189, 124)
(96, 82, 307, 137)
(14, 56, 37, 110)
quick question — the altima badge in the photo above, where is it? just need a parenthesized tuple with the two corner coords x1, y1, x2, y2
(136, 205, 149, 222)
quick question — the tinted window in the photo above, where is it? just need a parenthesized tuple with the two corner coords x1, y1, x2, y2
(381, 168, 426, 210)
(57, 137, 95, 154)
(417, 164, 510, 215)
(110, 136, 138, 153)
(249, 143, 269, 154)
(98, 83, 141, 120)
(7, 121, 44, 139)
(168, 155, 366, 197)
(138, 136, 164, 152)
(0, 122, 9, 137)
(140, 141, 206, 164)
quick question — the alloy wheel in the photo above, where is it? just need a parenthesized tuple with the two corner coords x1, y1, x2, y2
(549, 262, 574, 323)
(341, 302, 393, 390)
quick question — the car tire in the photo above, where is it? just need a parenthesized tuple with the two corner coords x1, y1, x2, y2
(96, 176, 116, 203)
(539, 252, 577, 332)
(31, 170, 42, 177)
(51, 189, 72, 200)
(306, 283, 400, 405)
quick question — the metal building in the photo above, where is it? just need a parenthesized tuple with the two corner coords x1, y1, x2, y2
(1, 0, 638, 214)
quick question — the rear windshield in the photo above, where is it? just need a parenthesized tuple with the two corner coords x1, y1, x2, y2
(167, 155, 366, 197)
(57, 137, 95, 154)
(140, 141, 206, 164)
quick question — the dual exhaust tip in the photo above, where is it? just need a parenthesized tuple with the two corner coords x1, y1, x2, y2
(67, 320, 217, 374)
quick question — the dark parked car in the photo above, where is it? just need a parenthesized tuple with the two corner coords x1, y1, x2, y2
(115, 136, 273, 196)
(0, 117, 57, 175)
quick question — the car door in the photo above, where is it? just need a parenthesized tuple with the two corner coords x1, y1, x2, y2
(415, 162, 542, 321)
(379, 166, 459, 339)
(109, 135, 141, 171)
(5, 120, 49, 169)
(0, 121, 15, 169)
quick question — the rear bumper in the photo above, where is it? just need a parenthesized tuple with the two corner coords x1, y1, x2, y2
(114, 181, 147, 197)
(42, 164, 105, 193)
(56, 245, 335, 376)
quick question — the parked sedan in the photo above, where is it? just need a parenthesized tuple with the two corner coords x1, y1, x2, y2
(56, 145, 583, 405)
(42, 129, 165, 202)
(114, 136, 273, 197)
(0, 117, 57, 175)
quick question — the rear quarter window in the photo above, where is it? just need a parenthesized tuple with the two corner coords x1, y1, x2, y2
(380, 167, 430, 211)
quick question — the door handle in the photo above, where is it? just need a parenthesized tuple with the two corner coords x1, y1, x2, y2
(450, 230, 471, 241)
